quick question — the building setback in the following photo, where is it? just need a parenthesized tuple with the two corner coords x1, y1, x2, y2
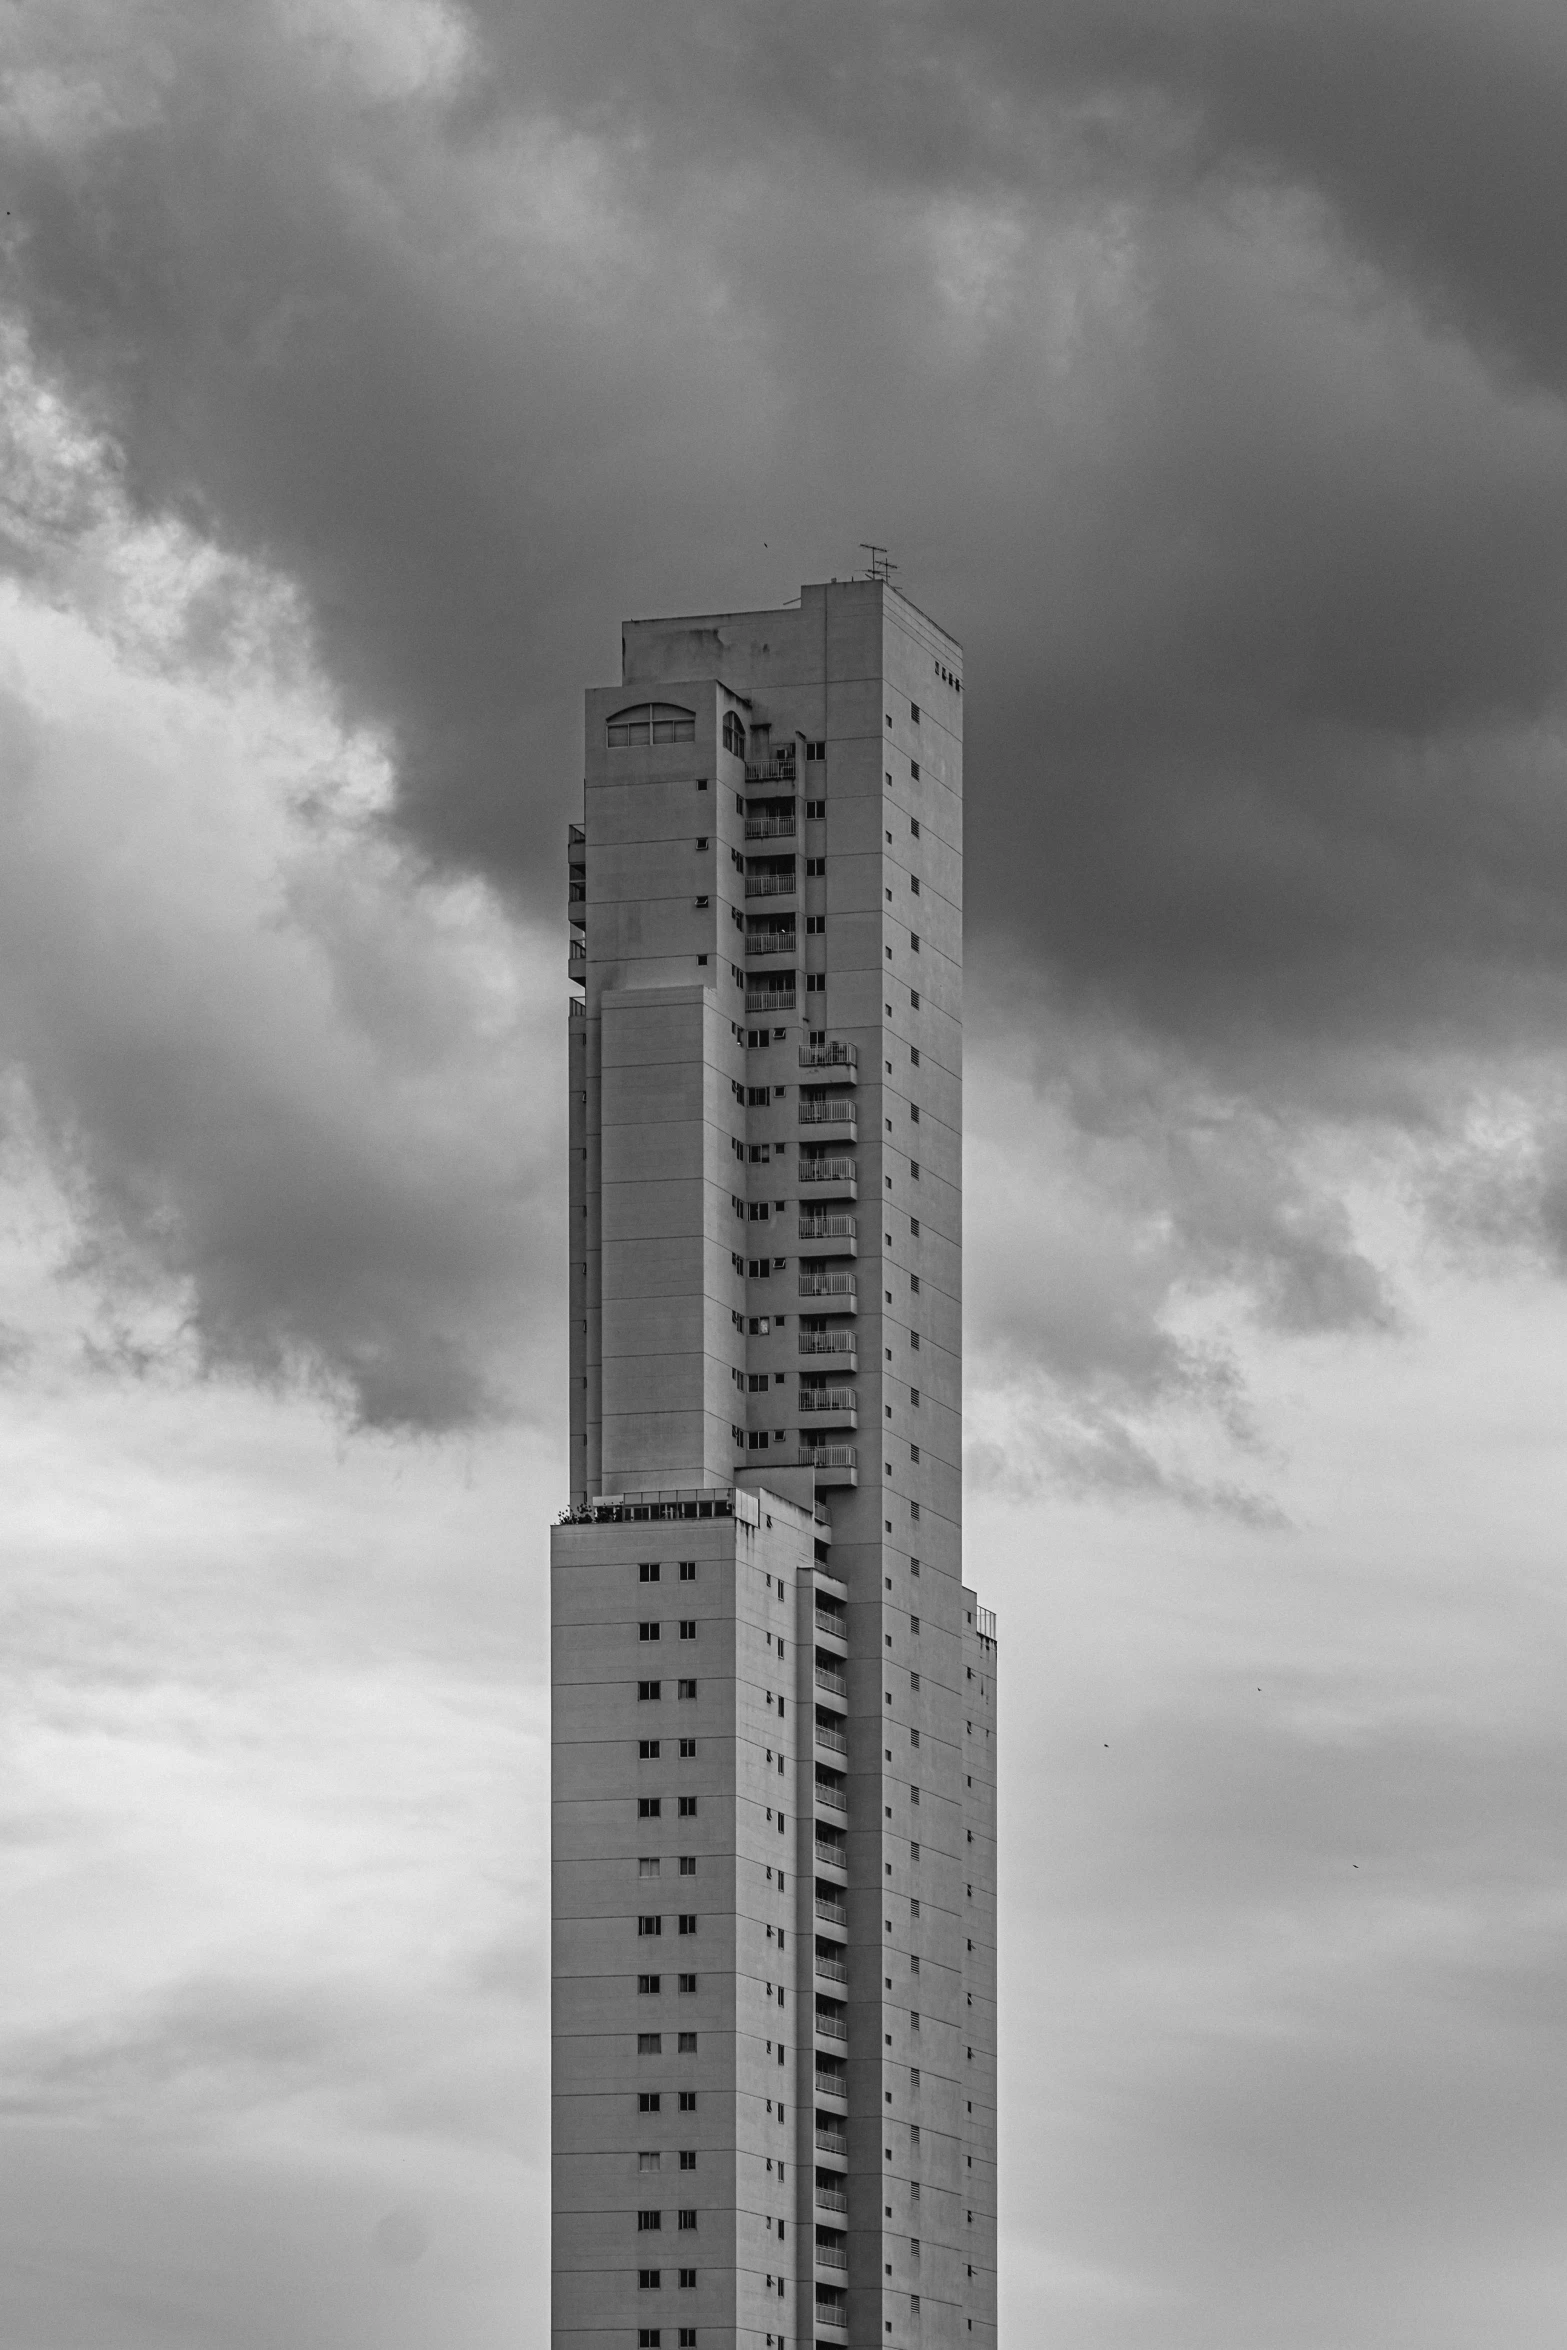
(552, 576, 998, 2350)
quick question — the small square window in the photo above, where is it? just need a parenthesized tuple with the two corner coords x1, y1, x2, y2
(678, 1561, 697, 1582)
(678, 2030, 698, 2052)
(679, 1620, 697, 1641)
(678, 1976, 697, 1996)
(679, 1738, 697, 1757)
(678, 2209, 697, 2231)
(678, 1795, 697, 1817)
(679, 1856, 697, 1877)
(640, 1564, 661, 1584)
(638, 1975, 661, 1995)
(678, 1679, 697, 1699)
(640, 1739, 661, 1759)
(638, 2032, 662, 2054)
(640, 1623, 661, 1642)
(678, 1914, 698, 1935)
(679, 2091, 697, 2111)
(640, 1797, 662, 1818)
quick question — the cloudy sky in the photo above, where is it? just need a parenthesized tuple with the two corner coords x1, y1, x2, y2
(4, 0, 1567, 2341)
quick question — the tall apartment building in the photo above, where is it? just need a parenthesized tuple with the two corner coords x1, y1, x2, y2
(552, 576, 998, 2350)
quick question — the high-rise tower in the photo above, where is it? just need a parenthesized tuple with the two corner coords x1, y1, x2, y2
(552, 576, 997, 2350)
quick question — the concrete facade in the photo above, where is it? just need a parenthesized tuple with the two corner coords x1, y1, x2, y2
(554, 578, 997, 2350)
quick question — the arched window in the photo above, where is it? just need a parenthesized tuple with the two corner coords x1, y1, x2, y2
(607, 702, 696, 747)
(722, 711, 746, 757)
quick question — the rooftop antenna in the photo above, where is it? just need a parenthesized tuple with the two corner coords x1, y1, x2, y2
(859, 542, 898, 582)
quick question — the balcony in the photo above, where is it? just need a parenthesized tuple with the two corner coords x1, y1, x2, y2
(799, 1272, 856, 1301)
(799, 1212, 855, 1240)
(745, 755, 797, 786)
(814, 2010, 847, 2043)
(744, 814, 796, 841)
(815, 2128, 848, 2158)
(814, 2071, 847, 2103)
(799, 1099, 856, 1127)
(799, 1156, 855, 1186)
(978, 1605, 998, 1640)
(800, 1330, 855, 1357)
(814, 1608, 847, 1641)
(815, 2312, 847, 2334)
(800, 1388, 856, 1418)
(814, 1663, 846, 1699)
(745, 989, 796, 1014)
(813, 1780, 847, 1813)
(814, 1896, 847, 1929)
(813, 1720, 847, 1755)
(814, 1839, 847, 1874)
(806, 1444, 858, 1485)
(746, 929, 796, 957)
(814, 2243, 849, 2272)
(814, 1951, 847, 1984)
(815, 2185, 848, 2215)
(800, 1040, 857, 1072)
(568, 823, 585, 848)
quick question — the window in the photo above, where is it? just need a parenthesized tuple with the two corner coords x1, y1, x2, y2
(910, 935, 920, 955)
(806, 973, 825, 992)
(805, 739, 826, 761)
(678, 2031, 698, 2052)
(639, 2150, 661, 2172)
(910, 760, 920, 780)
(910, 1045, 920, 1066)
(639, 1681, 662, 1701)
(911, 1388, 920, 1407)
(678, 1560, 696, 1582)
(805, 857, 826, 877)
(639, 2331, 661, 2348)
(910, 1273, 921, 1294)
(805, 797, 826, 818)
(639, 1975, 662, 1995)
(607, 702, 695, 746)
(722, 710, 745, 755)
(679, 1857, 697, 1878)
(640, 1623, 660, 1643)
(678, 1795, 697, 1817)
(910, 989, 920, 1009)
(639, 1916, 663, 1937)
(910, 704, 920, 725)
(640, 1858, 660, 1878)
(640, 1739, 661, 1759)
(694, 895, 708, 908)
(696, 835, 708, 849)
(678, 1914, 697, 1935)
(678, 1680, 697, 1699)
(679, 1738, 697, 1758)
(678, 1976, 697, 1997)
(679, 2090, 697, 2111)
(678, 2210, 697, 2231)
(638, 2033, 662, 2053)
(910, 818, 920, 837)
(640, 1797, 662, 1818)
(806, 915, 825, 934)
(640, 1563, 661, 1583)
(910, 874, 921, 895)
(679, 1620, 697, 1640)
(638, 2210, 663, 2232)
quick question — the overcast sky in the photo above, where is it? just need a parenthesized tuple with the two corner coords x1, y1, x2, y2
(4, 2, 1567, 2343)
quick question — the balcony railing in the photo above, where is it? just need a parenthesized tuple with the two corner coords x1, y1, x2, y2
(814, 1666, 846, 1699)
(800, 1388, 856, 1415)
(799, 1271, 856, 1299)
(815, 2185, 848, 2214)
(745, 872, 796, 897)
(814, 1839, 846, 1870)
(813, 1721, 847, 1754)
(814, 1952, 847, 1984)
(815, 2309, 846, 2332)
(568, 823, 585, 847)
(800, 1041, 857, 1070)
(806, 1445, 858, 1473)
(800, 1334, 855, 1360)
(744, 815, 796, 841)
(745, 756, 797, 785)
(814, 2072, 847, 2101)
(814, 2010, 847, 2042)
(745, 989, 796, 1013)
(746, 929, 797, 956)
(815, 2128, 848, 2156)
(800, 1156, 855, 1184)
(814, 1609, 847, 1640)
(799, 1215, 856, 1242)
(814, 1780, 847, 1812)
(977, 1605, 998, 1640)
(814, 2244, 849, 2271)
(799, 1099, 856, 1125)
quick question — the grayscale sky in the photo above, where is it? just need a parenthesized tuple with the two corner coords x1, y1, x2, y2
(3, 3, 1567, 2343)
